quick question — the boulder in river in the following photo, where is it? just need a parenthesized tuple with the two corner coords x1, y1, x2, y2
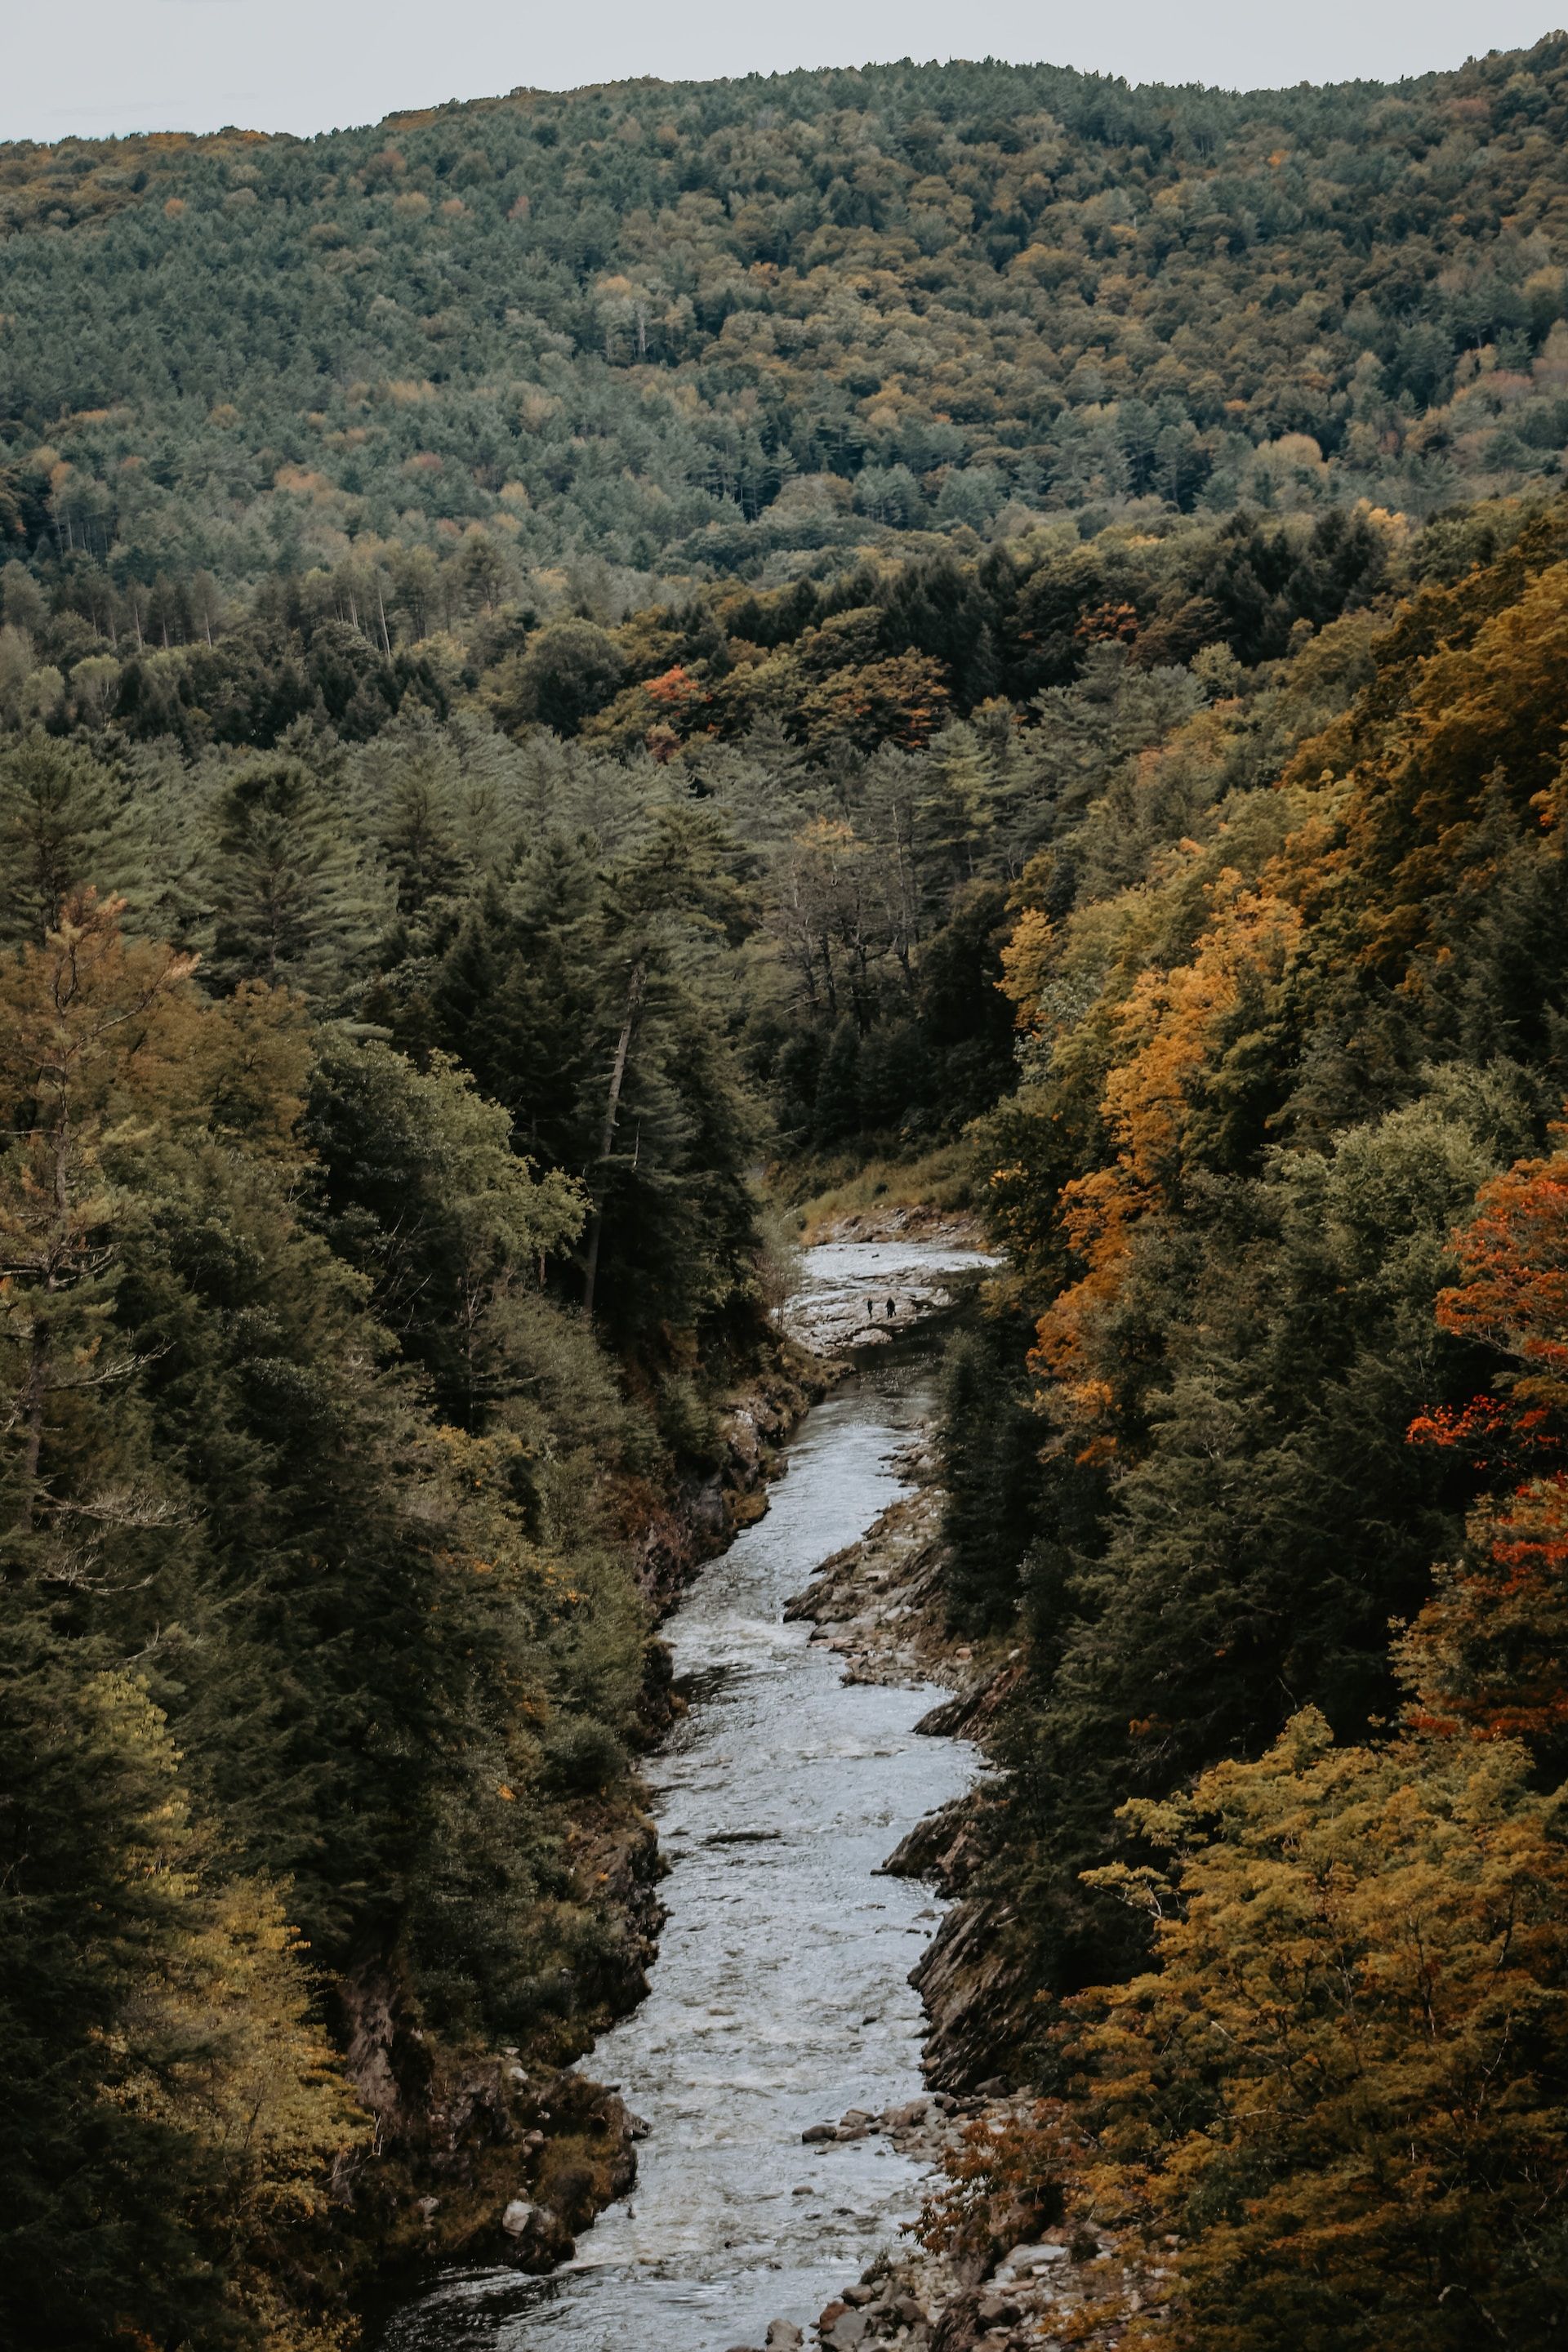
(765, 2325, 804, 2350)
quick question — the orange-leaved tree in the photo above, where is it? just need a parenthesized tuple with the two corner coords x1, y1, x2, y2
(1405, 1119, 1568, 1766)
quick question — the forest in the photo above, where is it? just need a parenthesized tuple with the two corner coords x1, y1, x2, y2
(4, 33, 1568, 2352)
(6, 34, 1568, 604)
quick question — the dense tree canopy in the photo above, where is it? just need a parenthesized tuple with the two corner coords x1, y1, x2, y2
(5, 39, 1568, 609)
(9, 39, 1568, 2352)
(909, 492, 1568, 2341)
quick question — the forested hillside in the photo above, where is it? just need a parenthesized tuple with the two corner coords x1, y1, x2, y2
(5, 36, 1568, 606)
(927, 494, 1568, 2347)
(6, 34, 1568, 2352)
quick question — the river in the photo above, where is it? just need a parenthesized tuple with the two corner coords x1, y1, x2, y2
(384, 1241, 982, 2352)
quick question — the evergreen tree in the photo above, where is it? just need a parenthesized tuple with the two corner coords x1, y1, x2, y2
(0, 730, 114, 946)
(0, 1641, 231, 2350)
(203, 755, 392, 998)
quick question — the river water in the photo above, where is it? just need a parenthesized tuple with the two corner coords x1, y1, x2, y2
(385, 1244, 981, 2352)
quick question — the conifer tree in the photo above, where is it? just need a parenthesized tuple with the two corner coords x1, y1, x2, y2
(0, 731, 114, 946)
(203, 755, 393, 998)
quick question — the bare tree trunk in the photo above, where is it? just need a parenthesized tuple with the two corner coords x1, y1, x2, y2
(581, 960, 646, 1324)
(19, 1094, 69, 1530)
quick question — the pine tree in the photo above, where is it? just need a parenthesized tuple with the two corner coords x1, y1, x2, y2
(203, 755, 393, 999)
(0, 730, 114, 946)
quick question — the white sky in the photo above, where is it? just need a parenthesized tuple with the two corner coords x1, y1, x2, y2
(1, 2, 1560, 147)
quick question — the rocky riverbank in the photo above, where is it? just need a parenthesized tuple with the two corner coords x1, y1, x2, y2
(634, 1339, 841, 1620)
(782, 1227, 996, 1359)
(370, 1232, 1027, 2350)
(799, 1203, 989, 1250)
(754, 1437, 1165, 2352)
(727, 2078, 1165, 2352)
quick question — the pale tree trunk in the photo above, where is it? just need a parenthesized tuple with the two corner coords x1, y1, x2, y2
(581, 960, 646, 1324)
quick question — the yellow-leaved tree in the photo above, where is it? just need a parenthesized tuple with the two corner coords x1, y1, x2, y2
(1070, 1713, 1568, 2350)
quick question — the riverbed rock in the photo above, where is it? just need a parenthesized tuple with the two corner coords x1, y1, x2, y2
(765, 2324, 804, 2349)
(883, 1787, 1006, 1895)
(911, 1891, 1033, 2091)
(500, 2198, 537, 2236)
(996, 2243, 1070, 2278)
(801, 2120, 836, 2142)
(974, 2293, 1019, 2324)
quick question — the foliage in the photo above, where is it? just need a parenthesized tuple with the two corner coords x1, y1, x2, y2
(0, 893, 664, 2343)
(12, 42, 1568, 2349)
(908, 432, 1568, 2351)
(1074, 1716, 1568, 2352)
(0, 1637, 367, 2352)
(7, 45, 1568, 604)
(917, 2098, 1065, 2262)
(1400, 1119, 1568, 1778)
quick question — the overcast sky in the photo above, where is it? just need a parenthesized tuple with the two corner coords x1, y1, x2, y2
(2, 1, 1560, 147)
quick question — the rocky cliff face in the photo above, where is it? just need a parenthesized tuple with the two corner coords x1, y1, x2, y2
(339, 1976, 642, 2286)
(635, 1341, 836, 1619)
